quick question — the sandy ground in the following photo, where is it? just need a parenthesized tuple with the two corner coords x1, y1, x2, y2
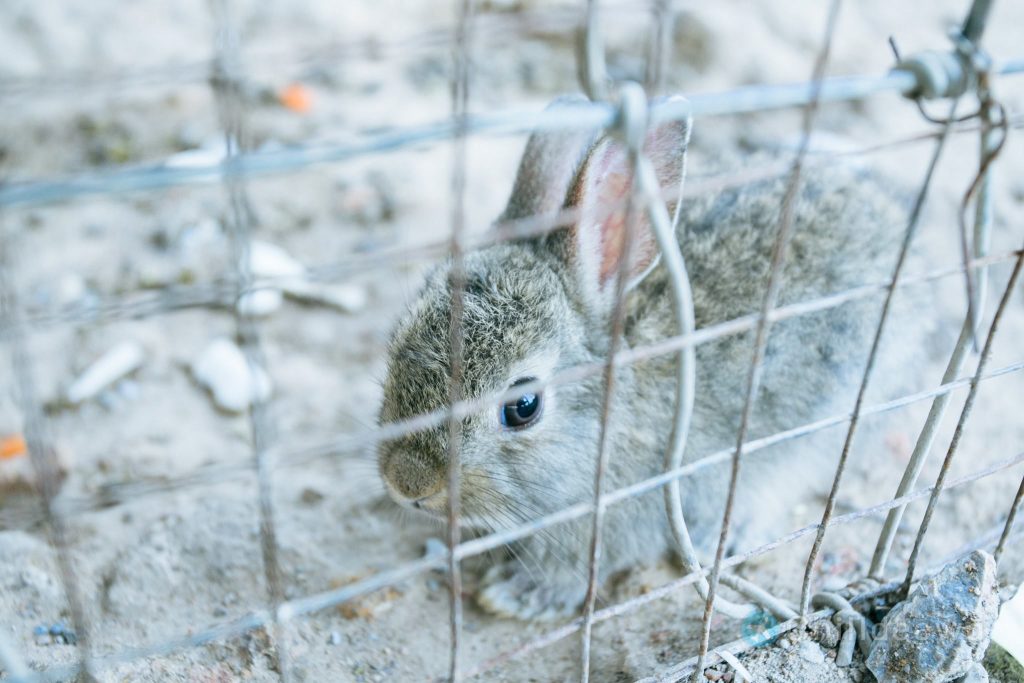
(1, 1, 1024, 681)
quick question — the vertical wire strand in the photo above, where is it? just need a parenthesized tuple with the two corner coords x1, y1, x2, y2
(868, 100, 997, 578)
(578, 82, 648, 683)
(797, 95, 962, 622)
(208, 0, 290, 677)
(577, 0, 608, 101)
(0, 224, 95, 681)
(995, 474, 1024, 565)
(645, 0, 674, 96)
(902, 243, 1024, 594)
(691, 2, 842, 677)
(446, 1, 473, 680)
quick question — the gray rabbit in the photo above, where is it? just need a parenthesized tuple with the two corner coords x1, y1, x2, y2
(376, 96, 909, 620)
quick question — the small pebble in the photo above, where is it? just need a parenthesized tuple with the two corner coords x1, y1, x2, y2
(798, 638, 826, 664)
(213, 606, 227, 618)
(809, 618, 840, 648)
(329, 631, 343, 646)
(192, 338, 273, 413)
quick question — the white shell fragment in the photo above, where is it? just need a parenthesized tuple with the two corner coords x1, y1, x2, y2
(192, 338, 272, 413)
(235, 241, 308, 317)
(66, 341, 146, 405)
(248, 241, 305, 280)
(281, 279, 368, 313)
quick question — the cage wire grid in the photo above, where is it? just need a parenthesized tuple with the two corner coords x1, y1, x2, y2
(1, 0, 1024, 681)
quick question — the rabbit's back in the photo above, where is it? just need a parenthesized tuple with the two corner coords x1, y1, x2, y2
(629, 162, 910, 479)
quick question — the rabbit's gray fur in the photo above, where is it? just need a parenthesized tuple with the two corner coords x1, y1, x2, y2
(377, 97, 910, 621)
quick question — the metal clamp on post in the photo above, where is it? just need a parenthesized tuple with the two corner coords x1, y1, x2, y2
(892, 49, 973, 100)
(890, 0, 993, 103)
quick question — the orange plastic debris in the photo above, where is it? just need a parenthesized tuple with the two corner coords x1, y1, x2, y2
(279, 83, 313, 114)
(0, 434, 27, 460)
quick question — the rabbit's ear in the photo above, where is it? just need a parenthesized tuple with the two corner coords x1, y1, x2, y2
(562, 111, 690, 317)
(500, 95, 602, 224)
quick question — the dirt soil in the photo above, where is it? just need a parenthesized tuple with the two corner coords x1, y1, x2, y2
(1, 1, 1024, 682)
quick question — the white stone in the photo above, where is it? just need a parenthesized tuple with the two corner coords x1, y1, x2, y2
(66, 341, 146, 405)
(248, 241, 305, 280)
(192, 338, 272, 413)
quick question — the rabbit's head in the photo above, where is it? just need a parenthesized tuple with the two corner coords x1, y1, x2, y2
(377, 101, 690, 530)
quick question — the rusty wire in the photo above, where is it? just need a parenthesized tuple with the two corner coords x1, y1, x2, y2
(901, 241, 1024, 596)
(692, 0, 842, 677)
(868, 74, 1002, 579)
(1, 248, 1021, 535)
(796, 94, 963, 625)
(8, 117, 1022, 340)
(994, 474, 1024, 565)
(0, 226, 98, 681)
(444, 0, 474, 680)
(577, 82, 644, 683)
(33, 442, 1024, 682)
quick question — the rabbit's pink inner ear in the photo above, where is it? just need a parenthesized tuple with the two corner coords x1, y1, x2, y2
(572, 142, 659, 293)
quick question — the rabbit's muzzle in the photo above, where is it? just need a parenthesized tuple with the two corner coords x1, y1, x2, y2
(380, 448, 448, 514)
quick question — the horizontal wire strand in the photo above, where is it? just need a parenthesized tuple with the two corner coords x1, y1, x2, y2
(37, 446, 1024, 682)
(4, 64, 1024, 209)
(2, 251, 1021, 531)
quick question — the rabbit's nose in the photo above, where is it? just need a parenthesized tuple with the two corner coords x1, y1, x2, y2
(412, 492, 444, 510)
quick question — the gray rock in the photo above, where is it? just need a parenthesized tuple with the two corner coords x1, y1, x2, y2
(958, 662, 989, 683)
(867, 550, 999, 683)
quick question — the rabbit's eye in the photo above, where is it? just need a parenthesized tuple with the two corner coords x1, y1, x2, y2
(501, 378, 543, 429)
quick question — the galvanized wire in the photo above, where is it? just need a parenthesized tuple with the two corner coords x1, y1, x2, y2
(578, 81, 646, 683)
(644, 0, 673, 95)
(692, 0, 842, 677)
(0, 223, 95, 680)
(208, 0, 291, 678)
(17, 61, 1024, 209)
(1, 249, 1020, 535)
(33, 442, 1024, 682)
(462, 447, 1024, 682)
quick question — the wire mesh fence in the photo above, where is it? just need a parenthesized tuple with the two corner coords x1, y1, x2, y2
(1, 0, 1023, 681)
